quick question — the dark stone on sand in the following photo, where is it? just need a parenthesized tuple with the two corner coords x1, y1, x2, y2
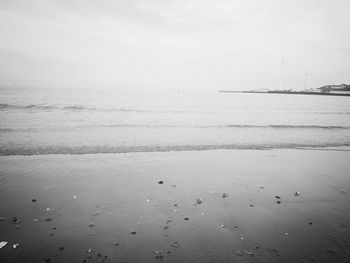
(174, 204, 178, 206)
(249, 204, 254, 207)
(167, 251, 171, 254)
(97, 253, 102, 257)
(184, 217, 189, 221)
(59, 246, 64, 251)
(309, 222, 313, 225)
(52, 227, 57, 230)
(32, 199, 37, 202)
(277, 200, 281, 204)
(115, 243, 119, 246)
(44, 217, 52, 222)
(130, 231, 137, 235)
(158, 181, 164, 184)
(275, 196, 281, 199)
(255, 246, 260, 249)
(12, 216, 21, 224)
(44, 258, 51, 263)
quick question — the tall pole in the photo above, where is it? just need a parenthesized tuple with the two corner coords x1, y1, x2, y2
(280, 58, 285, 90)
(304, 73, 308, 91)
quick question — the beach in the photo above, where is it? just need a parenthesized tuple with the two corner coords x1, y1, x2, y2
(0, 149, 349, 262)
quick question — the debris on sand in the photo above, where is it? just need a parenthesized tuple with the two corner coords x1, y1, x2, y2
(294, 191, 301, 197)
(171, 184, 176, 188)
(166, 220, 172, 224)
(130, 231, 137, 235)
(146, 199, 152, 202)
(89, 223, 95, 228)
(152, 250, 163, 259)
(0, 217, 5, 221)
(170, 241, 180, 248)
(45, 208, 51, 211)
(158, 181, 164, 184)
(0, 241, 8, 249)
(12, 217, 21, 224)
(87, 248, 92, 253)
(44, 217, 52, 222)
(13, 243, 19, 249)
(235, 249, 254, 257)
(222, 193, 229, 198)
(220, 224, 226, 228)
(196, 198, 203, 205)
(93, 210, 101, 216)
(72, 195, 77, 199)
(275, 196, 281, 199)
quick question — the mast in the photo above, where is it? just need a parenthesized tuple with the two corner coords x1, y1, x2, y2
(304, 73, 308, 91)
(280, 58, 285, 90)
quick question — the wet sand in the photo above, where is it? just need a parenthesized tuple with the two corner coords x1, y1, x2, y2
(0, 149, 349, 263)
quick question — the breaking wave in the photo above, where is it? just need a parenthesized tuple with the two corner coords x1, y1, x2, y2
(1, 142, 350, 156)
(0, 124, 348, 133)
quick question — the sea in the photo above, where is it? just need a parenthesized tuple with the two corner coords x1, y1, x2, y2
(1, 86, 350, 156)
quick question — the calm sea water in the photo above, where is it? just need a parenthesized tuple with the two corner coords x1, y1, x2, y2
(1, 87, 350, 155)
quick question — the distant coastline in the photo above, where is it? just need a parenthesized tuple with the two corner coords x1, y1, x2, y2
(219, 90, 350, 97)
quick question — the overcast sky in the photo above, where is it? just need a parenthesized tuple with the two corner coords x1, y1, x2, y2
(0, 0, 349, 91)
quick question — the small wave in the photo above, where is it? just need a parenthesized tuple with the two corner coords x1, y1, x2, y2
(223, 124, 348, 129)
(1, 142, 350, 156)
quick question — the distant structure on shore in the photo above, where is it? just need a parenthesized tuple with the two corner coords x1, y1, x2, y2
(219, 83, 350, 97)
(318, 84, 350, 93)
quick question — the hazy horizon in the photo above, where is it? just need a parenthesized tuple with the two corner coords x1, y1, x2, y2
(1, 0, 349, 92)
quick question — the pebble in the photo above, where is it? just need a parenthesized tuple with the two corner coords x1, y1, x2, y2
(130, 231, 137, 235)
(170, 241, 180, 248)
(184, 217, 189, 221)
(158, 181, 164, 184)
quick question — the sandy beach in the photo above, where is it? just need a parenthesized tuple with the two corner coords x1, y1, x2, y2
(0, 149, 349, 262)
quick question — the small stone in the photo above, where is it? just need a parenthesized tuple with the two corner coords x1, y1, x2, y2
(87, 248, 92, 253)
(115, 243, 119, 246)
(91, 233, 96, 236)
(89, 223, 95, 228)
(170, 241, 180, 248)
(44, 258, 52, 263)
(44, 217, 52, 222)
(158, 181, 164, 184)
(222, 193, 229, 198)
(167, 251, 171, 254)
(130, 231, 137, 235)
(285, 232, 289, 236)
(174, 204, 178, 206)
(184, 217, 189, 221)
(73, 195, 78, 199)
(277, 200, 281, 204)
(249, 204, 254, 207)
(171, 184, 176, 188)
(59, 246, 64, 251)
(0, 217, 4, 221)
(196, 198, 203, 205)
(32, 199, 37, 202)
(294, 192, 301, 197)
(275, 196, 281, 199)
(12, 217, 21, 224)
(220, 224, 226, 228)
(46, 208, 51, 211)
(309, 222, 313, 225)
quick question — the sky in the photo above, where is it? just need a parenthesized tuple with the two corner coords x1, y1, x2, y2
(0, 0, 349, 92)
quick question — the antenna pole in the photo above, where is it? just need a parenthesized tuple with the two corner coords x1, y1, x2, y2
(304, 73, 308, 91)
(280, 58, 285, 90)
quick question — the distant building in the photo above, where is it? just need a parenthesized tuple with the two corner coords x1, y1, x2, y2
(318, 84, 350, 93)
